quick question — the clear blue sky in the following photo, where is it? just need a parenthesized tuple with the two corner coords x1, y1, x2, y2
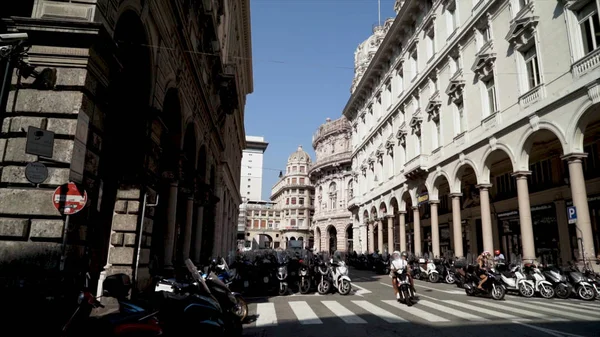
(244, 0, 397, 200)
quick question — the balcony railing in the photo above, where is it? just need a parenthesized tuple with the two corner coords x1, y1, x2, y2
(310, 151, 352, 173)
(572, 48, 600, 78)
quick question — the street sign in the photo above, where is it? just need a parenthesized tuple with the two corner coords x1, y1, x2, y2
(25, 161, 48, 184)
(25, 126, 55, 158)
(52, 182, 88, 215)
(567, 206, 577, 224)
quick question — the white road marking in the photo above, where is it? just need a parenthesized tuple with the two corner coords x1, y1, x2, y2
(414, 283, 464, 294)
(379, 282, 393, 288)
(255, 303, 278, 327)
(288, 301, 323, 325)
(444, 300, 527, 321)
(382, 300, 450, 323)
(322, 301, 367, 324)
(351, 300, 407, 323)
(418, 300, 488, 322)
(470, 300, 565, 322)
(532, 301, 600, 316)
(506, 300, 599, 321)
(351, 283, 372, 296)
(289, 293, 323, 297)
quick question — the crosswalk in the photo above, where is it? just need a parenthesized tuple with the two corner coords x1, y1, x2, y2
(246, 298, 600, 327)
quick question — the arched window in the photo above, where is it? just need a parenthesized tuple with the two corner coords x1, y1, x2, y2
(329, 182, 337, 209)
(347, 179, 354, 200)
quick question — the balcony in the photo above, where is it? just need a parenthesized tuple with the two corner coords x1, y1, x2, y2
(404, 154, 429, 180)
(308, 151, 352, 175)
(572, 48, 600, 78)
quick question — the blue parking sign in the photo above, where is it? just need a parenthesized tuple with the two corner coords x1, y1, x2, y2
(567, 206, 577, 224)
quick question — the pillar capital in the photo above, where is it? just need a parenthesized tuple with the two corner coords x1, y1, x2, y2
(476, 184, 493, 191)
(397, 210, 407, 214)
(449, 193, 462, 198)
(411, 206, 419, 211)
(511, 171, 531, 179)
(429, 200, 440, 205)
(561, 152, 588, 162)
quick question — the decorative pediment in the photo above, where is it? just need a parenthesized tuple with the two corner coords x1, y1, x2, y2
(442, 0, 456, 11)
(409, 116, 423, 135)
(396, 124, 407, 146)
(471, 50, 497, 81)
(505, 16, 539, 51)
(406, 36, 420, 53)
(376, 145, 385, 161)
(426, 92, 441, 122)
(445, 69, 465, 103)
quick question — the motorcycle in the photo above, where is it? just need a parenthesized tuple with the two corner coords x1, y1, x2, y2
(298, 249, 314, 294)
(394, 268, 415, 306)
(541, 264, 572, 299)
(463, 266, 506, 300)
(416, 257, 440, 283)
(275, 249, 290, 295)
(563, 263, 595, 301)
(494, 262, 535, 298)
(523, 264, 555, 299)
(328, 250, 352, 295)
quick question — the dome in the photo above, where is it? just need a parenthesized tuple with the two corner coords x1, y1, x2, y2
(288, 145, 311, 164)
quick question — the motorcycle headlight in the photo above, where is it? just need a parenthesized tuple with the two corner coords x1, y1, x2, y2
(300, 269, 308, 276)
(278, 266, 287, 274)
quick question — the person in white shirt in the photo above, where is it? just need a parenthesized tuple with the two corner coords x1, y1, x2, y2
(389, 251, 415, 300)
(494, 250, 505, 261)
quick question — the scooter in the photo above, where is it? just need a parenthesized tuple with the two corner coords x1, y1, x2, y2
(329, 258, 352, 295)
(416, 258, 440, 283)
(494, 263, 535, 298)
(463, 267, 506, 300)
(394, 268, 415, 306)
(541, 265, 572, 299)
(524, 264, 555, 299)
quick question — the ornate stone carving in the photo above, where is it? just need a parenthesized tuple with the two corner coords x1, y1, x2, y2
(505, 15, 539, 51)
(472, 44, 496, 81)
(376, 145, 385, 162)
(426, 91, 441, 122)
(409, 116, 423, 136)
(396, 128, 407, 146)
(385, 136, 395, 154)
(445, 69, 465, 103)
(442, 0, 457, 11)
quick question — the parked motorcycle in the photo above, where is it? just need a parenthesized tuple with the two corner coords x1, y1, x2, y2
(329, 251, 352, 295)
(563, 263, 595, 301)
(463, 266, 506, 300)
(523, 264, 555, 298)
(541, 264, 572, 299)
(494, 262, 535, 297)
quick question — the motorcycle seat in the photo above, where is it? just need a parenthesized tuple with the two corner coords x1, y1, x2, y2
(502, 271, 514, 278)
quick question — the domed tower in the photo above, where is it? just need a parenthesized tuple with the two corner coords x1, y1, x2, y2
(270, 145, 315, 248)
(309, 117, 355, 254)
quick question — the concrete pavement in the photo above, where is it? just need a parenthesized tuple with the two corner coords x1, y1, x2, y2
(242, 268, 600, 337)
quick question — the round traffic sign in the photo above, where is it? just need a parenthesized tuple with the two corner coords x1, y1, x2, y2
(25, 162, 48, 184)
(52, 182, 88, 215)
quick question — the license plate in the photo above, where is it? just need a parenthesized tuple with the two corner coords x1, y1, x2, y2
(244, 281, 249, 288)
(263, 277, 269, 283)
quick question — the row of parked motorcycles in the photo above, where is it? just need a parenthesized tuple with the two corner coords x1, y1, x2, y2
(61, 259, 249, 337)
(224, 249, 353, 296)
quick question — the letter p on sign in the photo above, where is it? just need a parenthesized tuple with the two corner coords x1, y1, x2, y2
(567, 206, 577, 224)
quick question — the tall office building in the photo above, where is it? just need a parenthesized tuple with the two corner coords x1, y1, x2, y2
(241, 136, 269, 201)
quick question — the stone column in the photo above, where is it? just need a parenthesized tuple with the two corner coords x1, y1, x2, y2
(192, 205, 205, 264)
(477, 184, 494, 254)
(554, 199, 572, 265)
(352, 219, 360, 253)
(163, 180, 179, 269)
(314, 226, 320, 252)
(398, 211, 407, 252)
(450, 193, 464, 257)
(412, 207, 421, 256)
(377, 219, 384, 252)
(368, 222, 375, 253)
(360, 223, 368, 254)
(513, 171, 536, 262)
(182, 196, 195, 260)
(387, 216, 394, 253)
(430, 200, 440, 258)
(564, 154, 597, 261)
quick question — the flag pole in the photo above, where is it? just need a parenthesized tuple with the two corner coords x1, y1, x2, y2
(378, 0, 381, 26)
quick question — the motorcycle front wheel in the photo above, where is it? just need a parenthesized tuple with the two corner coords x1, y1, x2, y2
(445, 273, 455, 284)
(300, 278, 311, 294)
(317, 279, 331, 295)
(233, 295, 248, 322)
(554, 285, 570, 299)
(577, 285, 595, 301)
(428, 272, 440, 283)
(338, 280, 352, 295)
(491, 285, 506, 300)
(518, 283, 535, 298)
(539, 284, 555, 299)
(278, 283, 288, 296)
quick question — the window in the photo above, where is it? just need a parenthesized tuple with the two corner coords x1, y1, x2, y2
(410, 49, 418, 79)
(385, 81, 392, 108)
(299, 197, 305, 205)
(247, 173, 251, 175)
(286, 198, 289, 205)
(299, 177, 305, 184)
(260, 220, 266, 228)
(291, 197, 297, 205)
(434, 120, 441, 148)
(253, 220, 259, 228)
(484, 76, 497, 115)
(426, 27, 435, 59)
(456, 101, 466, 134)
(577, 2, 600, 55)
(290, 219, 296, 227)
(298, 219, 304, 227)
(247, 185, 250, 188)
(523, 46, 541, 90)
(292, 178, 297, 184)
(447, 7, 458, 35)
(292, 166, 297, 172)
(299, 188, 305, 194)
(248, 160, 252, 163)
(416, 134, 422, 155)
(248, 179, 251, 181)
(299, 166, 305, 172)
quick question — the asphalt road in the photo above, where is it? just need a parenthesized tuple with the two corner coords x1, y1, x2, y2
(241, 267, 600, 337)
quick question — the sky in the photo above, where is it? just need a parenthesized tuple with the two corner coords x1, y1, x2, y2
(244, 0, 397, 200)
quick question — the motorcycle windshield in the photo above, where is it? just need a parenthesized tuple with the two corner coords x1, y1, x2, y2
(333, 250, 346, 263)
(276, 249, 289, 264)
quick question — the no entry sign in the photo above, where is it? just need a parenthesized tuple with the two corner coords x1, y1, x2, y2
(53, 182, 88, 215)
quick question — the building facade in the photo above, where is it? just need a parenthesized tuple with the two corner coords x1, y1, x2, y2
(344, 0, 600, 268)
(243, 145, 315, 248)
(240, 136, 268, 201)
(0, 0, 253, 293)
(309, 117, 355, 254)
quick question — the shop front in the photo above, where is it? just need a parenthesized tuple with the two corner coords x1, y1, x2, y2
(496, 203, 559, 264)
